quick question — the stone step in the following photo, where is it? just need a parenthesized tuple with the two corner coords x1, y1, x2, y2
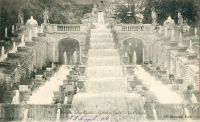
(87, 66, 123, 77)
(90, 44, 114, 49)
(90, 41, 114, 44)
(88, 51, 118, 57)
(91, 30, 111, 33)
(90, 37, 113, 41)
(86, 78, 127, 92)
(91, 33, 113, 38)
(87, 59, 121, 66)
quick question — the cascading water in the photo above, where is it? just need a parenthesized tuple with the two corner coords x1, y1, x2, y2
(22, 109, 29, 122)
(56, 109, 61, 122)
(1, 46, 5, 56)
(12, 90, 20, 104)
(97, 11, 104, 24)
(71, 12, 145, 121)
(13, 42, 16, 50)
(73, 51, 77, 63)
(164, 27, 167, 37)
(21, 34, 25, 46)
(133, 50, 137, 65)
(64, 51, 67, 65)
(171, 28, 175, 41)
(152, 108, 158, 120)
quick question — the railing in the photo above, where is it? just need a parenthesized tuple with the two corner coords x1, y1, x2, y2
(115, 24, 153, 32)
(48, 24, 88, 32)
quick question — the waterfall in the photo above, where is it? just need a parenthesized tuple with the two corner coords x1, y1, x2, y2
(52, 46, 55, 62)
(56, 109, 61, 121)
(21, 34, 25, 46)
(191, 93, 198, 103)
(12, 90, 20, 104)
(35, 27, 38, 37)
(152, 108, 158, 120)
(5, 27, 8, 38)
(72, 24, 145, 121)
(195, 27, 197, 37)
(12, 25, 15, 34)
(97, 12, 104, 24)
(171, 28, 174, 41)
(73, 51, 77, 64)
(179, 32, 182, 43)
(1, 46, 5, 56)
(189, 40, 193, 51)
(184, 107, 190, 120)
(164, 27, 167, 37)
(133, 50, 137, 65)
(142, 48, 145, 64)
(64, 51, 67, 65)
(13, 42, 16, 50)
(22, 109, 29, 121)
(29, 30, 32, 41)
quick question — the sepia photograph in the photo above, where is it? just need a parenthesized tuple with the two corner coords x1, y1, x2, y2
(0, 0, 199, 121)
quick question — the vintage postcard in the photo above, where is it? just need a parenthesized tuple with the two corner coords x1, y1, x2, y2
(0, 0, 199, 122)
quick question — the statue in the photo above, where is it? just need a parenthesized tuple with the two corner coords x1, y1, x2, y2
(18, 10, 24, 25)
(151, 7, 157, 25)
(43, 8, 49, 24)
(178, 11, 183, 26)
(164, 16, 175, 29)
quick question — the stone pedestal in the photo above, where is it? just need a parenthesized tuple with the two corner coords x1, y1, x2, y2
(79, 65, 86, 75)
(81, 56, 88, 65)
(123, 56, 128, 64)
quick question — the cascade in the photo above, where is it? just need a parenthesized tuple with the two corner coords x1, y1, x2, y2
(164, 27, 167, 37)
(56, 109, 61, 121)
(21, 34, 25, 46)
(1, 46, 5, 56)
(12, 90, 20, 104)
(133, 50, 137, 65)
(152, 108, 158, 120)
(195, 27, 197, 37)
(5, 27, 8, 38)
(171, 28, 175, 41)
(71, 13, 145, 121)
(73, 50, 77, 63)
(22, 109, 29, 121)
(13, 41, 16, 50)
(12, 25, 15, 34)
(64, 51, 67, 65)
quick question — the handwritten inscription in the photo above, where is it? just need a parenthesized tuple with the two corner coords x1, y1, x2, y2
(67, 114, 110, 122)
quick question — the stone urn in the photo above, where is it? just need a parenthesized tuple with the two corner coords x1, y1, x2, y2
(123, 56, 129, 64)
(79, 65, 86, 75)
(81, 56, 88, 65)
(77, 80, 85, 92)
(129, 81, 137, 90)
(127, 66, 133, 75)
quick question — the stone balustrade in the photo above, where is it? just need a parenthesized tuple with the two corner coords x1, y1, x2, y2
(0, 103, 199, 121)
(0, 104, 71, 121)
(48, 24, 88, 32)
(115, 24, 153, 32)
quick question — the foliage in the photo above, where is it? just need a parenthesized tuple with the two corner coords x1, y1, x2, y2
(0, 0, 92, 40)
(142, 0, 199, 26)
(115, 4, 136, 24)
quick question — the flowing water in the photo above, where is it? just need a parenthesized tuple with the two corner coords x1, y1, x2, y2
(22, 109, 29, 122)
(28, 65, 69, 104)
(56, 108, 61, 122)
(135, 65, 183, 104)
(11, 90, 20, 104)
(71, 15, 145, 121)
(1, 46, 5, 56)
(133, 50, 137, 65)
(64, 51, 67, 65)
